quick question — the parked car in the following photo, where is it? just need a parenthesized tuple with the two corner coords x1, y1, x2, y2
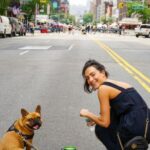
(40, 24, 48, 33)
(135, 24, 150, 38)
(0, 16, 12, 38)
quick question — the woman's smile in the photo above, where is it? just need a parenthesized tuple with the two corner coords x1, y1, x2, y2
(85, 66, 103, 90)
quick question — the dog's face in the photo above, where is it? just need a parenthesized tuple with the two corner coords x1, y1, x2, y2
(21, 105, 42, 130)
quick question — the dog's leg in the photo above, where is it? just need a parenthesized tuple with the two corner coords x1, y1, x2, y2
(26, 139, 33, 150)
(26, 145, 31, 150)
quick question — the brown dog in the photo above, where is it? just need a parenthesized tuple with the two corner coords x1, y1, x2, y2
(0, 105, 42, 150)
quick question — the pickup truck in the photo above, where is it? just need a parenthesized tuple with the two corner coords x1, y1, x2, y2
(135, 24, 150, 38)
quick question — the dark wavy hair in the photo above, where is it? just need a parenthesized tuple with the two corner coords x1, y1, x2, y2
(82, 59, 109, 93)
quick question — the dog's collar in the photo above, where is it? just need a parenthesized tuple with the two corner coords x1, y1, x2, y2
(7, 121, 34, 140)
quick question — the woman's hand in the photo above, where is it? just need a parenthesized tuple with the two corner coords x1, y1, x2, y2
(86, 120, 96, 127)
(80, 109, 96, 126)
(80, 109, 89, 118)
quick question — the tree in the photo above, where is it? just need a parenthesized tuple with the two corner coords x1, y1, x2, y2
(100, 16, 107, 24)
(126, 1, 150, 23)
(107, 17, 114, 24)
(83, 13, 93, 24)
(21, 0, 49, 21)
(0, 0, 11, 15)
(68, 14, 76, 25)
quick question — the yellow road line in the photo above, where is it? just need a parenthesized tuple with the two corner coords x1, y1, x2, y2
(103, 43, 150, 83)
(91, 37, 150, 93)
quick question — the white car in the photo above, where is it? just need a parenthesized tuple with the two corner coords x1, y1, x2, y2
(135, 24, 150, 38)
(0, 16, 12, 38)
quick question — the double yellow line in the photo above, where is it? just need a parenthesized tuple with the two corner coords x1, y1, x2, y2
(92, 37, 150, 93)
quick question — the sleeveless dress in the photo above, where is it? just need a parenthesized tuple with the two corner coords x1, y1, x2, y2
(95, 82, 150, 150)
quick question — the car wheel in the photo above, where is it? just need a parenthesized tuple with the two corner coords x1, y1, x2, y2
(136, 34, 139, 38)
(13, 32, 16, 36)
(9, 32, 12, 37)
(2, 31, 6, 38)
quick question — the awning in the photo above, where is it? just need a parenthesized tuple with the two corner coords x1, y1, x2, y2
(119, 18, 142, 25)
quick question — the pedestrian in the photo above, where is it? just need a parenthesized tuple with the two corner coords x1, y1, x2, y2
(80, 59, 150, 150)
(29, 22, 34, 35)
(119, 25, 122, 35)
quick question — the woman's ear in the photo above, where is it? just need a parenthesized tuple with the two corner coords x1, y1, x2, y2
(101, 70, 106, 76)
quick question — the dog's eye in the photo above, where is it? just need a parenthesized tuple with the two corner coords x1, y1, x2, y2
(28, 118, 33, 122)
(37, 117, 40, 120)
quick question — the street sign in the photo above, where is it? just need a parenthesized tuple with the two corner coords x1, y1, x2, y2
(40, 0, 47, 3)
(132, 5, 144, 10)
(53, 1, 58, 9)
(118, 2, 124, 9)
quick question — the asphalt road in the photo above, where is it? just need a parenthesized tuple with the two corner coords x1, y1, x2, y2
(0, 31, 150, 150)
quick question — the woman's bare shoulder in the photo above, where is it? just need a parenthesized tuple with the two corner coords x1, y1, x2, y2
(105, 79, 132, 89)
(99, 79, 133, 100)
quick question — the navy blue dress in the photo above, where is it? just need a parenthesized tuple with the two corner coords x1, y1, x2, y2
(95, 82, 150, 150)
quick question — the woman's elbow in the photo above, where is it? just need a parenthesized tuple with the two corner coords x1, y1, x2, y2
(103, 121, 110, 128)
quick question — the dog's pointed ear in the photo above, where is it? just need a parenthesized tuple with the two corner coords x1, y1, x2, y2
(35, 105, 41, 114)
(21, 109, 29, 117)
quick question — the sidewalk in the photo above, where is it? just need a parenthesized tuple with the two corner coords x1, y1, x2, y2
(124, 29, 135, 36)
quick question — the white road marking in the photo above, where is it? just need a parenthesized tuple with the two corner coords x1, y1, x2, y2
(68, 44, 74, 51)
(19, 50, 29, 55)
(19, 46, 52, 50)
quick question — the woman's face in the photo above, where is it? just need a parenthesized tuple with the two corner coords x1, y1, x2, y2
(84, 66, 105, 90)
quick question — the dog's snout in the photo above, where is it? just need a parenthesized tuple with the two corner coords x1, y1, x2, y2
(34, 118, 42, 125)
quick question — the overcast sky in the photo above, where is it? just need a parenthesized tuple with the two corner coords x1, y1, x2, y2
(68, 0, 89, 6)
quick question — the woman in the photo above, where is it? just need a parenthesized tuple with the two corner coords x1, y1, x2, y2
(80, 59, 150, 150)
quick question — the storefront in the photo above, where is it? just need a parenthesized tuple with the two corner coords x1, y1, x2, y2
(119, 18, 142, 29)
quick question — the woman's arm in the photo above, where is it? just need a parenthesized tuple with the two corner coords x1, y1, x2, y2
(80, 86, 111, 128)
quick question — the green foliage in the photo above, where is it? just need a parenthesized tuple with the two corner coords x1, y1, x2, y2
(67, 14, 75, 25)
(83, 13, 93, 24)
(107, 17, 114, 24)
(0, 0, 11, 15)
(126, 1, 150, 23)
(21, 0, 49, 21)
(100, 16, 107, 24)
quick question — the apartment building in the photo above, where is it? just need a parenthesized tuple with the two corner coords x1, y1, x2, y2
(90, 0, 114, 22)
(60, 0, 69, 15)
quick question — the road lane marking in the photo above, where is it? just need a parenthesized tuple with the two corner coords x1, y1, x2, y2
(102, 42, 150, 83)
(107, 48, 150, 92)
(19, 50, 29, 55)
(19, 46, 52, 50)
(91, 36, 150, 93)
(68, 44, 74, 51)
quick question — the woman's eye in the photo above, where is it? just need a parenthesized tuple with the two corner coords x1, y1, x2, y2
(91, 73, 95, 77)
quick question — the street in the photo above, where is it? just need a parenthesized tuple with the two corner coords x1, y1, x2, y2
(0, 31, 150, 150)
